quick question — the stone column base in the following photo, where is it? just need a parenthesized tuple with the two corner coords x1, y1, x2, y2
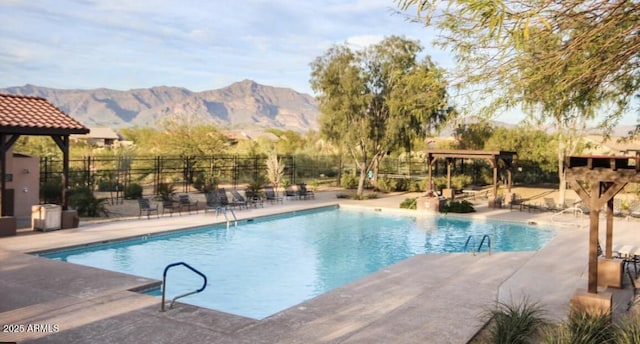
(570, 288, 612, 316)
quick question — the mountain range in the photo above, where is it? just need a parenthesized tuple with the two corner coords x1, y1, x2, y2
(1, 80, 320, 132)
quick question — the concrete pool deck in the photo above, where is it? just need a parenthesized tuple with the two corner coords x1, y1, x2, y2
(1, 190, 639, 343)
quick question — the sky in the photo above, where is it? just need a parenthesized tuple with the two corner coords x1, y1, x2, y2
(0, 0, 637, 126)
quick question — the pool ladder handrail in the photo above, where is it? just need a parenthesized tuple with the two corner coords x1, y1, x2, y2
(478, 234, 491, 255)
(463, 234, 492, 256)
(161, 261, 207, 312)
(215, 206, 238, 228)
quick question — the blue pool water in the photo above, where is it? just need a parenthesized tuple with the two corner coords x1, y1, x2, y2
(41, 207, 554, 319)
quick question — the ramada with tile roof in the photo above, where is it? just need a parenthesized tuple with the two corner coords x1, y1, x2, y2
(0, 93, 90, 232)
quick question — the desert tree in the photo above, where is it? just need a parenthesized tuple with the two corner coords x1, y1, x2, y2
(310, 35, 452, 195)
(396, 0, 640, 202)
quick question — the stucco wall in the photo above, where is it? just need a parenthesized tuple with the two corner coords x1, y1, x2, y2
(6, 152, 40, 218)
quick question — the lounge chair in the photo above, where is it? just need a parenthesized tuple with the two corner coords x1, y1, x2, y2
(284, 186, 298, 200)
(264, 186, 283, 204)
(178, 194, 199, 214)
(244, 189, 264, 208)
(217, 188, 244, 209)
(229, 189, 249, 209)
(508, 193, 524, 211)
(489, 195, 504, 208)
(204, 192, 221, 213)
(138, 198, 159, 219)
(296, 183, 314, 200)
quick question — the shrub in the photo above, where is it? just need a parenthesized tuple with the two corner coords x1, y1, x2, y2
(616, 314, 640, 344)
(124, 183, 143, 199)
(40, 180, 62, 204)
(68, 186, 108, 217)
(544, 308, 616, 344)
(400, 198, 417, 209)
(341, 174, 358, 189)
(246, 180, 264, 200)
(376, 176, 395, 193)
(394, 178, 410, 192)
(442, 200, 475, 213)
(193, 172, 217, 193)
(157, 182, 176, 199)
(485, 300, 547, 344)
(407, 180, 423, 192)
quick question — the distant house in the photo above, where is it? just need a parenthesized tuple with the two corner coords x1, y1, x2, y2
(72, 127, 122, 147)
(582, 135, 640, 156)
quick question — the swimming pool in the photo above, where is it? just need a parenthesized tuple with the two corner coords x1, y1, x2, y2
(41, 207, 554, 319)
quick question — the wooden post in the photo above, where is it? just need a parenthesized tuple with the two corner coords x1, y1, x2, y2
(588, 181, 600, 294)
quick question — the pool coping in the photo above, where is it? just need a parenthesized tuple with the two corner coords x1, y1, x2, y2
(1, 192, 639, 343)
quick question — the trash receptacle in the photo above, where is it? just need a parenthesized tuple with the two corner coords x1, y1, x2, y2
(32, 204, 62, 231)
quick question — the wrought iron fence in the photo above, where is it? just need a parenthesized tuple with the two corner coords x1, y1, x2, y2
(39, 154, 553, 201)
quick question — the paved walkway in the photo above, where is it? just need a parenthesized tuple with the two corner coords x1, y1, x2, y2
(1, 191, 638, 343)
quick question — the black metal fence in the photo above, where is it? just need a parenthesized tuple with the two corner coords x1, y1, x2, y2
(39, 154, 555, 200)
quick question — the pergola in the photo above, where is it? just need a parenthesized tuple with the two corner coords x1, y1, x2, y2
(0, 94, 90, 216)
(425, 149, 517, 198)
(565, 155, 640, 294)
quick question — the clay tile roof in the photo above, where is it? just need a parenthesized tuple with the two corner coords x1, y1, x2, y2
(0, 93, 89, 135)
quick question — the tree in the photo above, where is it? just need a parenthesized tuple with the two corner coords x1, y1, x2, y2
(397, 0, 640, 203)
(396, 1, 639, 130)
(310, 35, 451, 195)
(453, 121, 495, 150)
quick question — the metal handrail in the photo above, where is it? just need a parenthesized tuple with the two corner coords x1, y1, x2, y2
(215, 206, 238, 228)
(463, 235, 477, 255)
(478, 234, 491, 255)
(161, 262, 207, 312)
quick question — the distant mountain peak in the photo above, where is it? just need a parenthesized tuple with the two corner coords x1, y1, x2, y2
(0, 81, 319, 132)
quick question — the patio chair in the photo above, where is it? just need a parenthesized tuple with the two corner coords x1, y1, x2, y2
(508, 193, 524, 211)
(244, 189, 264, 208)
(284, 186, 298, 200)
(204, 192, 221, 213)
(217, 188, 245, 209)
(178, 194, 199, 214)
(138, 198, 159, 219)
(296, 183, 314, 200)
(230, 189, 249, 209)
(161, 196, 179, 216)
(264, 185, 283, 204)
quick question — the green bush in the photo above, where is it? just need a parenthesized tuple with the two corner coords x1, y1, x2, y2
(442, 200, 475, 213)
(376, 176, 395, 193)
(193, 172, 217, 193)
(40, 180, 62, 204)
(341, 174, 358, 189)
(485, 300, 547, 344)
(545, 308, 616, 344)
(68, 186, 108, 217)
(400, 198, 417, 209)
(157, 182, 176, 199)
(394, 178, 410, 191)
(124, 183, 143, 199)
